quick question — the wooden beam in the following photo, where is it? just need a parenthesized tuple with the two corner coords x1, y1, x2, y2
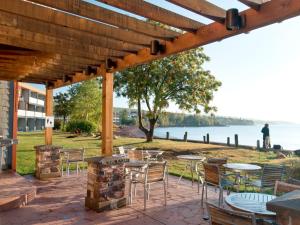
(239, 0, 271, 10)
(0, 0, 155, 46)
(0, 10, 144, 53)
(101, 72, 114, 156)
(45, 88, 53, 145)
(0, 24, 125, 61)
(29, 0, 179, 39)
(54, 0, 300, 88)
(97, 0, 203, 32)
(166, 0, 226, 23)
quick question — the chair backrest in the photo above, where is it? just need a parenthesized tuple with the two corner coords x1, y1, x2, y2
(145, 161, 167, 183)
(118, 146, 126, 154)
(274, 180, 300, 196)
(203, 163, 220, 186)
(128, 149, 144, 161)
(261, 165, 284, 188)
(206, 202, 257, 225)
(207, 157, 228, 165)
(64, 149, 84, 162)
(287, 178, 300, 186)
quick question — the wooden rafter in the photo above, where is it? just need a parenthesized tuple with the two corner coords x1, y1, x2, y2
(0, 10, 144, 54)
(0, 0, 156, 46)
(53, 0, 300, 88)
(0, 25, 125, 61)
(29, 0, 179, 39)
(239, 0, 271, 10)
(166, 0, 226, 23)
(97, 0, 203, 32)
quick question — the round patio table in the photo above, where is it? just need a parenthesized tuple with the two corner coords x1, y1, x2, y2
(226, 192, 276, 216)
(223, 163, 261, 191)
(176, 155, 206, 185)
(223, 163, 261, 171)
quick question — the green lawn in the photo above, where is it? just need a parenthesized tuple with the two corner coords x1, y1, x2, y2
(17, 131, 300, 185)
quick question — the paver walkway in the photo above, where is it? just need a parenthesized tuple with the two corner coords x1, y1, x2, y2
(0, 172, 223, 225)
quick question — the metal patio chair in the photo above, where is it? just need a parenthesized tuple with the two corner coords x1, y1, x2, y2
(246, 165, 284, 192)
(206, 202, 258, 225)
(128, 161, 167, 210)
(201, 163, 235, 206)
(61, 148, 85, 175)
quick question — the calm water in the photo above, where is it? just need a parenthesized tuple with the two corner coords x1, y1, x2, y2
(154, 124, 300, 150)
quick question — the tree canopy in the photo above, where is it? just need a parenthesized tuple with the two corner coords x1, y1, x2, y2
(114, 47, 221, 141)
(54, 79, 102, 132)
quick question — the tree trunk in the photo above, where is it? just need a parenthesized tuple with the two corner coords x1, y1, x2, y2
(63, 116, 66, 130)
(137, 98, 158, 142)
(146, 118, 156, 142)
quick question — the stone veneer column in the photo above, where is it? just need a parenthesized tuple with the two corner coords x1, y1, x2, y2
(0, 81, 13, 170)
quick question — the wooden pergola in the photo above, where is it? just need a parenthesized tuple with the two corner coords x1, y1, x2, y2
(1, 0, 300, 169)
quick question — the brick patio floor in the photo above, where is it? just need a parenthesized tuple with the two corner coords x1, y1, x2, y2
(0, 172, 224, 225)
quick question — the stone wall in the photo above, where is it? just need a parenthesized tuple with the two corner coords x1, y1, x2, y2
(0, 81, 10, 139)
(0, 81, 13, 170)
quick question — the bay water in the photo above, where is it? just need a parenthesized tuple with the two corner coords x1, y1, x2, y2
(154, 124, 300, 150)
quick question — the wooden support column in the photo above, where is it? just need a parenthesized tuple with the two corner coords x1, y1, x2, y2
(45, 88, 53, 145)
(11, 81, 18, 171)
(102, 72, 114, 156)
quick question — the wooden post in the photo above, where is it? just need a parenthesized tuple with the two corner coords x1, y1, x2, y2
(206, 133, 210, 144)
(184, 131, 187, 142)
(166, 132, 169, 140)
(102, 72, 114, 156)
(203, 136, 206, 143)
(257, 140, 260, 150)
(234, 134, 238, 148)
(11, 81, 18, 171)
(227, 137, 230, 146)
(45, 88, 53, 145)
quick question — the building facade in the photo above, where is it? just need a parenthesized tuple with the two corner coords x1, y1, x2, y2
(18, 83, 45, 132)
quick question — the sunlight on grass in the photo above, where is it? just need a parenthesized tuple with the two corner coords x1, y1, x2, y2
(17, 131, 297, 184)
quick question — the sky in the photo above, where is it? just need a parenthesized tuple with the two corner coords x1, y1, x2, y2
(30, 1, 300, 123)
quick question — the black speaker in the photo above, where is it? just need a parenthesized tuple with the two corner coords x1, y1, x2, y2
(63, 75, 73, 83)
(226, 8, 245, 31)
(105, 58, 117, 70)
(46, 81, 54, 89)
(87, 66, 97, 75)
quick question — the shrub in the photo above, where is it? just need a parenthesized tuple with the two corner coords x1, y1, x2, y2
(54, 119, 61, 130)
(65, 120, 96, 134)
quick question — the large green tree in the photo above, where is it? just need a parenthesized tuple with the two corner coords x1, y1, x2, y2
(69, 79, 102, 129)
(114, 48, 221, 142)
(54, 92, 72, 129)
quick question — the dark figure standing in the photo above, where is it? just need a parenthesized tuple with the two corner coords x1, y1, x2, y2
(261, 123, 270, 149)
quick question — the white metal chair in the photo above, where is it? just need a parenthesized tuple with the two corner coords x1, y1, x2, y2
(129, 161, 167, 210)
(61, 148, 85, 175)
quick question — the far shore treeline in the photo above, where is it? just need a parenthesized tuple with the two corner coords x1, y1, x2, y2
(114, 107, 254, 127)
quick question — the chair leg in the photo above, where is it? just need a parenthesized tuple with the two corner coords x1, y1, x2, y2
(67, 163, 70, 175)
(76, 163, 79, 175)
(129, 180, 132, 205)
(147, 184, 150, 200)
(163, 181, 167, 206)
(219, 187, 223, 206)
(197, 174, 200, 194)
(201, 182, 205, 207)
(61, 163, 64, 176)
(205, 183, 208, 201)
(134, 183, 137, 197)
(166, 166, 169, 187)
(144, 183, 147, 210)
